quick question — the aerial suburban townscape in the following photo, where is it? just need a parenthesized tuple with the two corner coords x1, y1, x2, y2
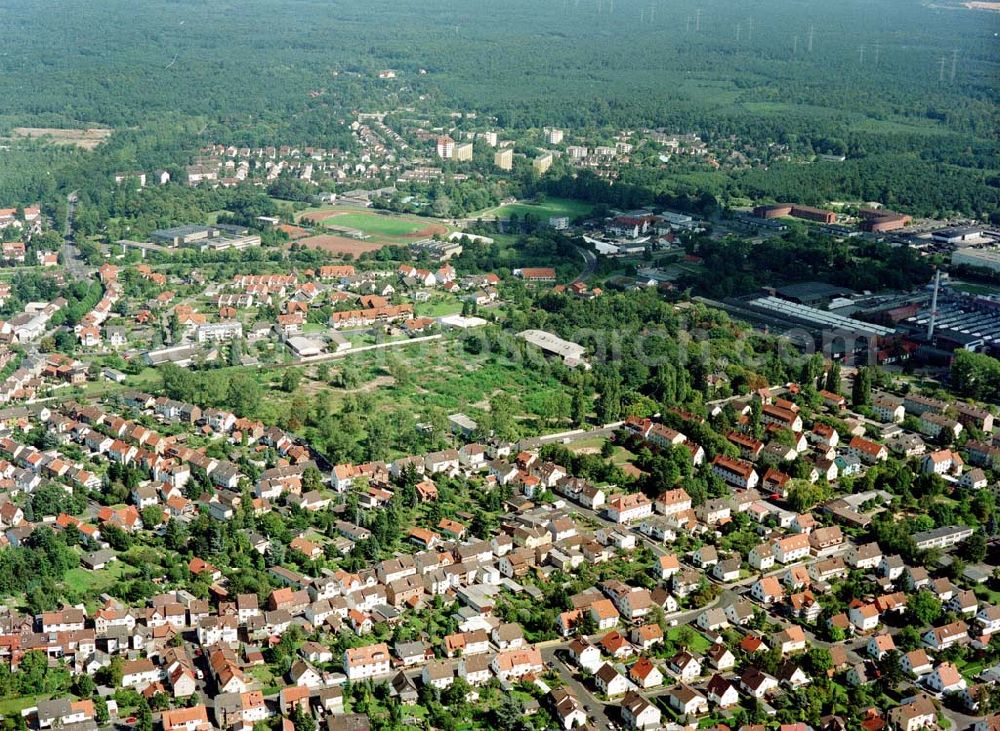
(0, 1, 997, 731)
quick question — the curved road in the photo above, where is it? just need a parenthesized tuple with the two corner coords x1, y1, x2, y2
(571, 241, 598, 284)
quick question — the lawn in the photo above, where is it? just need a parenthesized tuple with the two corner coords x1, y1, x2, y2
(568, 437, 607, 453)
(62, 559, 133, 598)
(665, 626, 712, 654)
(416, 298, 464, 318)
(0, 695, 49, 716)
(483, 197, 597, 221)
(974, 584, 1000, 606)
(248, 665, 283, 695)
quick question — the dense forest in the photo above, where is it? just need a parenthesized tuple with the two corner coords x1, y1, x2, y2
(0, 0, 996, 217)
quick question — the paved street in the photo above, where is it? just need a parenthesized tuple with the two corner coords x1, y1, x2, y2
(63, 192, 89, 281)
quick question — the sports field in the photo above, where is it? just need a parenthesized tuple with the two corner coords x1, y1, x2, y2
(298, 208, 449, 240)
(482, 197, 597, 221)
(292, 208, 451, 258)
(323, 212, 428, 236)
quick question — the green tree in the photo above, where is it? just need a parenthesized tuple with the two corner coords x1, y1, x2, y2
(825, 361, 841, 394)
(596, 374, 622, 423)
(908, 590, 942, 626)
(135, 697, 153, 731)
(786, 479, 827, 512)
(289, 701, 314, 731)
(960, 532, 988, 564)
(805, 647, 832, 675)
(570, 381, 588, 427)
(281, 367, 303, 393)
(852, 367, 872, 408)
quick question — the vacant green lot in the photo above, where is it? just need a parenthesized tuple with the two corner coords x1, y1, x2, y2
(485, 197, 597, 221)
(264, 335, 578, 440)
(62, 560, 133, 596)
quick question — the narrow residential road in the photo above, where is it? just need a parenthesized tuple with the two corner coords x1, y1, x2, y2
(62, 191, 88, 281)
(518, 421, 623, 450)
(571, 241, 598, 283)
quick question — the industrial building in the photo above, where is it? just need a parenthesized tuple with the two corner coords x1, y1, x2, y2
(151, 225, 221, 247)
(901, 291, 1000, 352)
(744, 297, 895, 339)
(517, 329, 589, 369)
(859, 208, 911, 233)
(767, 282, 856, 307)
(707, 295, 897, 360)
(752, 204, 836, 225)
(409, 239, 463, 262)
(150, 224, 260, 251)
(932, 226, 985, 244)
(952, 246, 1000, 273)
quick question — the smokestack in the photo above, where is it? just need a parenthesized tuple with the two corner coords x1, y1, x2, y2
(927, 270, 941, 341)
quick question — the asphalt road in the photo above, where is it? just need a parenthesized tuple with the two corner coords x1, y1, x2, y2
(63, 192, 89, 281)
(571, 242, 598, 283)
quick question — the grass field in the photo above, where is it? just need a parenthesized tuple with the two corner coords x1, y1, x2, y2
(62, 558, 133, 596)
(482, 197, 597, 221)
(952, 280, 1000, 296)
(416, 299, 464, 318)
(293, 208, 451, 258)
(299, 208, 449, 239)
(321, 212, 429, 237)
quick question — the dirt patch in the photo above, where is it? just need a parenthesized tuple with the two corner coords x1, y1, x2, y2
(302, 374, 396, 396)
(352, 375, 396, 393)
(411, 222, 448, 238)
(10, 127, 113, 149)
(300, 210, 339, 224)
(292, 235, 388, 258)
(277, 224, 310, 240)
